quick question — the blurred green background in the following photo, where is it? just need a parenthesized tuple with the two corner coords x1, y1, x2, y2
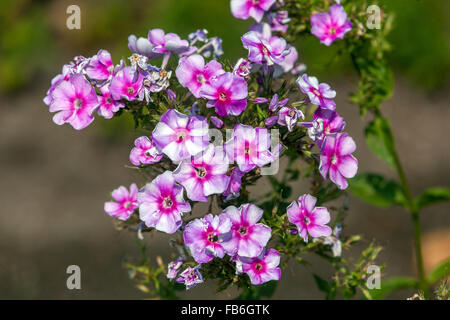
(1, 0, 449, 93)
(0, 0, 449, 299)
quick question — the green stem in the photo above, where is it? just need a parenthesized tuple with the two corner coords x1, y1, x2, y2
(392, 146, 428, 297)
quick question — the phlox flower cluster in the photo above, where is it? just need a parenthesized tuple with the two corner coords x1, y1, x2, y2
(43, 0, 358, 291)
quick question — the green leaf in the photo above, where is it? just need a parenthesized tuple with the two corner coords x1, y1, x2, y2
(365, 117, 396, 169)
(415, 187, 450, 210)
(427, 259, 450, 284)
(235, 281, 278, 300)
(369, 276, 417, 300)
(313, 274, 331, 294)
(348, 173, 406, 208)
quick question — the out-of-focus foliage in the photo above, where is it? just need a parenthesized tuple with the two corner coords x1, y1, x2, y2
(0, 0, 54, 92)
(0, 0, 448, 93)
(379, 0, 450, 89)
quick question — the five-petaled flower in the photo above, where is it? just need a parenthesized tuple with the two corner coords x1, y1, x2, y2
(200, 72, 248, 117)
(184, 213, 232, 263)
(110, 66, 144, 101)
(221, 203, 272, 258)
(85, 49, 115, 81)
(241, 31, 289, 65)
(48, 74, 98, 130)
(311, 108, 346, 147)
(173, 145, 230, 202)
(310, 4, 352, 46)
(297, 74, 336, 110)
(240, 248, 281, 285)
(129, 136, 163, 166)
(104, 183, 139, 221)
(176, 266, 204, 290)
(225, 124, 276, 173)
(231, 0, 277, 23)
(138, 171, 191, 234)
(152, 109, 210, 162)
(319, 132, 358, 190)
(287, 194, 332, 242)
(176, 54, 225, 98)
(97, 84, 125, 119)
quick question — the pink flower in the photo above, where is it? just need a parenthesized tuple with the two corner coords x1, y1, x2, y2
(85, 49, 114, 81)
(152, 109, 210, 162)
(148, 29, 190, 55)
(231, 0, 277, 23)
(297, 74, 336, 110)
(240, 248, 281, 285)
(311, 4, 352, 46)
(173, 145, 230, 202)
(167, 257, 184, 280)
(109, 66, 144, 101)
(97, 84, 125, 119)
(175, 54, 225, 98)
(224, 124, 276, 173)
(200, 72, 248, 117)
(176, 266, 203, 290)
(183, 213, 232, 263)
(128, 34, 162, 60)
(233, 58, 252, 78)
(268, 11, 290, 33)
(319, 132, 358, 190)
(287, 194, 332, 242)
(48, 74, 98, 130)
(104, 183, 139, 221)
(249, 22, 272, 41)
(241, 31, 288, 65)
(274, 45, 298, 77)
(129, 136, 163, 166)
(44, 65, 71, 106)
(311, 108, 346, 147)
(138, 171, 191, 234)
(277, 106, 305, 131)
(221, 204, 272, 258)
(223, 168, 245, 201)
